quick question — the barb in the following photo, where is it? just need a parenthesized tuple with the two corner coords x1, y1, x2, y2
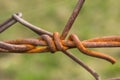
(0, 0, 120, 80)
(0, 13, 22, 33)
(1, 32, 119, 80)
(60, 0, 85, 39)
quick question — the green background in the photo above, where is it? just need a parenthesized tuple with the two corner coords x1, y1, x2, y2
(0, 0, 120, 80)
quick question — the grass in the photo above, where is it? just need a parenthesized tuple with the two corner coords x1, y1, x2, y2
(0, 0, 120, 80)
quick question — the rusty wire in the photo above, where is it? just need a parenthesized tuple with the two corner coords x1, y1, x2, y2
(0, 0, 120, 80)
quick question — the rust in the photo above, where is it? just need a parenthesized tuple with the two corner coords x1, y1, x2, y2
(0, 0, 120, 80)
(60, 0, 85, 39)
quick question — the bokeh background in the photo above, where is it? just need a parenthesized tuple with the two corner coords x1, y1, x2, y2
(0, 0, 120, 80)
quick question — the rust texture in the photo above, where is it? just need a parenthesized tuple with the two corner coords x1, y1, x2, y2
(0, 0, 120, 80)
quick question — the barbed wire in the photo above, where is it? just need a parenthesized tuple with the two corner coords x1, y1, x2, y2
(0, 0, 120, 80)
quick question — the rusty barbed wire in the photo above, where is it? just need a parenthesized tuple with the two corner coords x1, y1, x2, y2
(0, 0, 120, 80)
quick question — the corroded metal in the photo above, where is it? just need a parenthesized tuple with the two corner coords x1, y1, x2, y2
(0, 0, 120, 80)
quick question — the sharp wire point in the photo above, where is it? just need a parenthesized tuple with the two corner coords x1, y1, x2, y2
(0, 0, 119, 80)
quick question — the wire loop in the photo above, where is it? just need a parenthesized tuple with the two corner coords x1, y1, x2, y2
(0, 0, 120, 80)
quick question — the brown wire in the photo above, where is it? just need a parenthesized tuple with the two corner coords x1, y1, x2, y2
(0, 0, 120, 80)
(2, 32, 120, 79)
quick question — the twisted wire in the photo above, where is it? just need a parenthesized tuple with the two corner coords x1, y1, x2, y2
(0, 0, 120, 79)
(0, 13, 120, 80)
(1, 31, 120, 80)
(1, 32, 118, 62)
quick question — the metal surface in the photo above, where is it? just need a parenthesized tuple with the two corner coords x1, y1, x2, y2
(0, 0, 120, 80)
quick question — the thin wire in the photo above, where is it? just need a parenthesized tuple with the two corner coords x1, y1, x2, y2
(12, 13, 53, 37)
(63, 50, 100, 80)
(60, 0, 85, 39)
(0, 13, 22, 33)
(0, 0, 119, 80)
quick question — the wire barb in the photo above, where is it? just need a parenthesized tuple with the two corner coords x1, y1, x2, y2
(60, 0, 85, 39)
(0, 0, 120, 80)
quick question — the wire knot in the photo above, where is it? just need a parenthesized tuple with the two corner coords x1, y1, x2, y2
(0, 0, 119, 79)
(40, 32, 116, 64)
(41, 32, 68, 53)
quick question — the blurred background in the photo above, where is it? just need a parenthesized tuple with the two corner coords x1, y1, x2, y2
(0, 0, 120, 80)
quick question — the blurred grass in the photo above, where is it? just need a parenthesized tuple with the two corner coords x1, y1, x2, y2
(0, 0, 120, 80)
